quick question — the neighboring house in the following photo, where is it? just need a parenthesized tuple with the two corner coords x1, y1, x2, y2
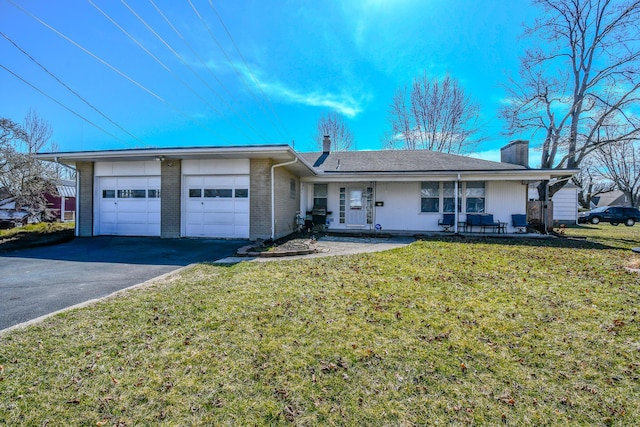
(45, 179, 76, 222)
(590, 191, 630, 209)
(528, 181, 579, 225)
(36, 140, 576, 240)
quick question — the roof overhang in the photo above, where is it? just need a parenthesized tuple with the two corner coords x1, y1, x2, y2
(36, 145, 317, 176)
(300, 168, 579, 183)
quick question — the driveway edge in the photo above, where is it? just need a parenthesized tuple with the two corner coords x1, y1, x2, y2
(0, 263, 196, 336)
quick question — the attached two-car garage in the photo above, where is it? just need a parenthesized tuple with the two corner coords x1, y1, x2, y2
(94, 159, 250, 239)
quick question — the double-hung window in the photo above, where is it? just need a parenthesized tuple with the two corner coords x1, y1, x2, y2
(465, 182, 485, 213)
(420, 181, 485, 213)
(420, 182, 439, 213)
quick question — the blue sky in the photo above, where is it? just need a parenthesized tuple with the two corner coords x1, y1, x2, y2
(1, 0, 538, 158)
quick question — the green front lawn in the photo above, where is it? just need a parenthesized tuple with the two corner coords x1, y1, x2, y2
(1, 225, 639, 425)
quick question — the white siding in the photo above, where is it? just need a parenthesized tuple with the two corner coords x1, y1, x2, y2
(528, 185, 579, 223)
(485, 181, 527, 232)
(313, 180, 528, 233)
(372, 182, 436, 231)
(182, 159, 249, 175)
(94, 161, 160, 176)
(551, 187, 578, 223)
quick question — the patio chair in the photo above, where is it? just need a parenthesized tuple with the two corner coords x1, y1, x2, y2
(465, 213, 482, 232)
(438, 213, 455, 231)
(480, 214, 501, 233)
(511, 214, 529, 233)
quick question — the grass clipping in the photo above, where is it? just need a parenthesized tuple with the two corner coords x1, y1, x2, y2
(1, 233, 640, 425)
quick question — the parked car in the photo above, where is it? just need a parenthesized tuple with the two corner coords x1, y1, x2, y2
(578, 206, 640, 226)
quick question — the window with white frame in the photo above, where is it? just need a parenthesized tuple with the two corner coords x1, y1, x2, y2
(465, 182, 485, 213)
(420, 182, 439, 213)
(443, 182, 459, 213)
(339, 187, 346, 223)
(420, 181, 485, 213)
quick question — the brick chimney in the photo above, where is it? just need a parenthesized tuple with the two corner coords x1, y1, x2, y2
(322, 135, 331, 154)
(500, 140, 529, 168)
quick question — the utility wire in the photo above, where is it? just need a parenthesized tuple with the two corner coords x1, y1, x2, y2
(1, 30, 146, 146)
(209, 0, 291, 140)
(147, 0, 273, 143)
(187, 0, 289, 142)
(7, 0, 233, 144)
(0, 63, 127, 144)
(89, 0, 257, 144)
(115, 0, 264, 144)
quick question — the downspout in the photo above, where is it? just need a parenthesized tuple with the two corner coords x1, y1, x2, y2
(454, 173, 460, 233)
(54, 157, 79, 237)
(271, 158, 298, 240)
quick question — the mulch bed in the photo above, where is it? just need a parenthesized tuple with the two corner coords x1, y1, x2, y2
(237, 237, 318, 257)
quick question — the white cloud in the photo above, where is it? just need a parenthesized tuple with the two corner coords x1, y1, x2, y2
(468, 148, 502, 162)
(262, 80, 363, 117)
(238, 65, 366, 118)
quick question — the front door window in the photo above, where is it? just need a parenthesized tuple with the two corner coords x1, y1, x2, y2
(347, 188, 366, 226)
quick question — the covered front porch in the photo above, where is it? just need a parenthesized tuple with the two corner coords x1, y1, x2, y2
(299, 177, 531, 235)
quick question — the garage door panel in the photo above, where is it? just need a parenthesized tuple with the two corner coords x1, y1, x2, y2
(117, 212, 149, 224)
(235, 176, 250, 186)
(234, 213, 249, 225)
(203, 212, 234, 225)
(117, 177, 149, 188)
(97, 176, 160, 236)
(235, 225, 249, 238)
(203, 224, 233, 237)
(234, 199, 249, 210)
(101, 177, 118, 187)
(203, 200, 233, 210)
(184, 174, 250, 238)
(203, 176, 234, 186)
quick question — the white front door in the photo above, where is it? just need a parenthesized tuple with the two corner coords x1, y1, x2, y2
(97, 176, 161, 236)
(183, 175, 249, 238)
(347, 188, 366, 226)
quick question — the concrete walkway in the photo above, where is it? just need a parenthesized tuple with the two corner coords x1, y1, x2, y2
(215, 235, 415, 264)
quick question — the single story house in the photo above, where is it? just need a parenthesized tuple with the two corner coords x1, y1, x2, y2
(36, 140, 576, 240)
(590, 190, 631, 209)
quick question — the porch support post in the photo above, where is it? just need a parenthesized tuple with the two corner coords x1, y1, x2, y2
(454, 174, 460, 233)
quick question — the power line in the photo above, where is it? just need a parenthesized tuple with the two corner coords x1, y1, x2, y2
(114, 0, 266, 144)
(1, 30, 146, 146)
(89, 0, 258, 144)
(209, 0, 291, 140)
(147, 0, 274, 143)
(0, 63, 127, 144)
(7, 0, 233, 144)
(186, 0, 289, 142)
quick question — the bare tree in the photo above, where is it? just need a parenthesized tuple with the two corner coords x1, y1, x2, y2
(314, 111, 354, 151)
(571, 156, 614, 208)
(0, 110, 57, 220)
(501, 0, 640, 198)
(594, 138, 640, 208)
(384, 73, 481, 153)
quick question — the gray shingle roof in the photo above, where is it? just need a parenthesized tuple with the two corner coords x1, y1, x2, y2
(298, 150, 526, 173)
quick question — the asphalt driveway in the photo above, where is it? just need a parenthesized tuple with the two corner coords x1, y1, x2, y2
(0, 236, 246, 331)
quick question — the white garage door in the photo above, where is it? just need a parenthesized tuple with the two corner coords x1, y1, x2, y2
(184, 175, 249, 238)
(97, 176, 161, 236)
